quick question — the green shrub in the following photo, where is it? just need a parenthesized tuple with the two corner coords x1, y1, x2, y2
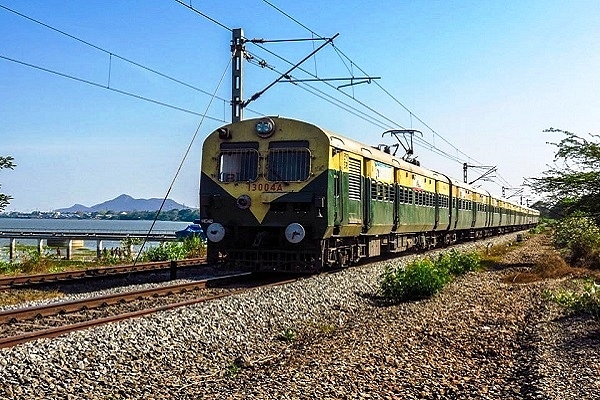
(380, 249, 481, 302)
(529, 218, 552, 234)
(142, 241, 187, 262)
(544, 279, 600, 320)
(0, 260, 18, 274)
(279, 328, 297, 342)
(225, 363, 241, 378)
(553, 215, 600, 267)
(380, 258, 450, 301)
(181, 236, 206, 258)
(436, 249, 480, 276)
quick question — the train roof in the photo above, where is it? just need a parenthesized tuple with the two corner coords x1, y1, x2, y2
(230, 116, 537, 213)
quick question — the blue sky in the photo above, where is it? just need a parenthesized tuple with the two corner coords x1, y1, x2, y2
(1, 0, 598, 212)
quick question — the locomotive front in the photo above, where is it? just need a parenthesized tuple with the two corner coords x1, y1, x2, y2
(199, 117, 331, 272)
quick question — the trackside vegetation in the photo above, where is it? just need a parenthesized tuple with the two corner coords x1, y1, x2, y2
(544, 216, 600, 319)
(0, 236, 206, 276)
(552, 214, 600, 269)
(527, 128, 600, 321)
(544, 280, 600, 321)
(379, 250, 480, 302)
(141, 236, 206, 262)
(0, 155, 16, 212)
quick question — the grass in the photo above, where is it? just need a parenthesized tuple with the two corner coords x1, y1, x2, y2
(225, 362, 241, 378)
(279, 328, 297, 342)
(0, 288, 63, 307)
(543, 279, 600, 320)
(503, 252, 587, 284)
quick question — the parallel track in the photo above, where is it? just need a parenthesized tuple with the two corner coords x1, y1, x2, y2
(0, 272, 297, 349)
(0, 257, 206, 289)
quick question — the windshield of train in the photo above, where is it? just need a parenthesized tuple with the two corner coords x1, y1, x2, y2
(266, 141, 311, 182)
(218, 142, 259, 182)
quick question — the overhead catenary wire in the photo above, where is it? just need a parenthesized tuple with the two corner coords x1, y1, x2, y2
(5, 1, 528, 193)
(0, 4, 264, 122)
(0, 3, 266, 119)
(0, 54, 227, 123)
(246, 51, 468, 165)
(250, 41, 406, 130)
(172, 0, 473, 167)
(173, 0, 232, 32)
(258, 0, 521, 189)
(249, 41, 476, 166)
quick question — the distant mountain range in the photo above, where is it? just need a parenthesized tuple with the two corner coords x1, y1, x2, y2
(56, 194, 189, 213)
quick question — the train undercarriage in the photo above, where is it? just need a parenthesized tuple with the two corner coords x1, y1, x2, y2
(207, 224, 536, 273)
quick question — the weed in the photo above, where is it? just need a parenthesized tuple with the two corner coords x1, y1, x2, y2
(380, 258, 451, 302)
(48, 265, 65, 273)
(553, 215, 600, 268)
(141, 242, 187, 262)
(436, 249, 480, 276)
(318, 323, 336, 335)
(380, 249, 481, 302)
(544, 279, 600, 320)
(225, 363, 241, 378)
(0, 289, 63, 307)
(181, 236, 207, 258)
(279, 328, 297, 342)
(0, 260, 19, 274)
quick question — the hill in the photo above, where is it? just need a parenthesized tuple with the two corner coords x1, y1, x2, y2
(56, 194, 188, 213)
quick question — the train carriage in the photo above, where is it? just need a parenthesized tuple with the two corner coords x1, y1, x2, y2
(199, 116, 539, 272)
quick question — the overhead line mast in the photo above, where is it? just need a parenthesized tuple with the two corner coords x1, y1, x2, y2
(230, 28, 377, 123)
(231, 28, 245, 123)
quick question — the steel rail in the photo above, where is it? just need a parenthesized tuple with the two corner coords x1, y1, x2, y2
(0, 257, 206, 288)
(0, 275, 298, 349)
(0, 272, 251, 324)
(0, 289, 244, 349)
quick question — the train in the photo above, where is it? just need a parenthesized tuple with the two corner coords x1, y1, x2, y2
(199, 116, 539, 272)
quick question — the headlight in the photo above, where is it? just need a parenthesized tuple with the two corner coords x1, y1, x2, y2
(206, 222, 225, 242)
(285, 223, 305, 244)
(255, 117, 275, 138)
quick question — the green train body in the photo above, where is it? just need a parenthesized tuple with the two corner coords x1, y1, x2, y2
(199, 117, 539, 272)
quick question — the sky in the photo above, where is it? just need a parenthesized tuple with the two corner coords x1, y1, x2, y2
(1, 0, 599, 212)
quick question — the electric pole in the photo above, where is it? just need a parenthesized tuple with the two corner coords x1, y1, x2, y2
(231, 28, 244, 122)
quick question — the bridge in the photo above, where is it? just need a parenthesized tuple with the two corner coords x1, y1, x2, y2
(0, 229, 178, 261)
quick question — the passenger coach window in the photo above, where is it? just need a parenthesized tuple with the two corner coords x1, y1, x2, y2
(266, 141, 311, 182)
(218, 142, 259, 182)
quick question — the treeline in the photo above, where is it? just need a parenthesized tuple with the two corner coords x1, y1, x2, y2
(97, 209, 199, 222)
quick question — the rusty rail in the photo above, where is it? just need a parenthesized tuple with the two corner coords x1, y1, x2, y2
(0, 257, 206, 289)
(0, 272, 249, 324)
(0, 273, 297, 349)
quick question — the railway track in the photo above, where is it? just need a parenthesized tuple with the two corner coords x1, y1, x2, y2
(0, 257, 207, 289)
(0, 272, 297, 349)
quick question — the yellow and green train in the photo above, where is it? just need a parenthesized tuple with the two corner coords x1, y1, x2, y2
(199, 117, 539, 272)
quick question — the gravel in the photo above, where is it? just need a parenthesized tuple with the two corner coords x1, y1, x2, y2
(0, 266, 237, 312)
(0, 231, 598, 399)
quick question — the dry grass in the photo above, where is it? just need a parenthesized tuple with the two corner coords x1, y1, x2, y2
(478, 239, 526, 270)
(502, 246, 597, 284)
(0, 289, 64, 307)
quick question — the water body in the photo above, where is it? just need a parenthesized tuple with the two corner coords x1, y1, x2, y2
(0, 218, 190, 261)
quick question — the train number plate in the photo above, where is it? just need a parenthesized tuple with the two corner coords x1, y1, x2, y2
(247, 183, 284, 192)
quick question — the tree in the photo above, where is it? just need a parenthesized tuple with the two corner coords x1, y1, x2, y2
(528, 128, 600, 221)
(0, 156, 16, 212)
